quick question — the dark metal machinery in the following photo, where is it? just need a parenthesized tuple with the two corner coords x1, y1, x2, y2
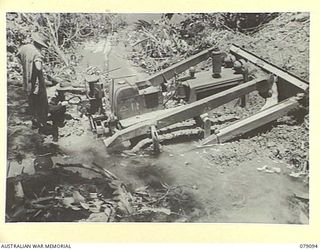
(108, 46, 247, 127)
(101, 46, 250, 150)
(79, 43, 309, 152)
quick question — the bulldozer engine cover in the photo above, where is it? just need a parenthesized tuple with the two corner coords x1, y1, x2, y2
(112, 82, 163, 120)
(112, 83, 142, 120)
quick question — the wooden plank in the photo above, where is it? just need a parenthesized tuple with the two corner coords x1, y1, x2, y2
(153, 77, 266, 128)
(201, 96, 302, 145)
(119, 107, 178, 128)
(135, 47, 214, 88)
(230, 44, 309, 92)
(104, 77, 267, 148)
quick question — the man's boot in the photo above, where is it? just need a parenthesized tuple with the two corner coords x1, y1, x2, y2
(52, 125, 59, 142)
(31, 119, 40, 129)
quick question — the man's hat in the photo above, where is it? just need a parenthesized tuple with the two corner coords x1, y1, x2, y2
(85, 66, 100, 83)
(85, 74, 100, 83)
(32, 33, 49, 48)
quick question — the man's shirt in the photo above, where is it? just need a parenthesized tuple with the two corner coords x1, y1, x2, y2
(17, 44, 43, 94)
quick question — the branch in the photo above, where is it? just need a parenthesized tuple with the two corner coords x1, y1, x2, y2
(42, 14, 69, 66)
(43, 14, 58, 42)
(55, 14, 60, 39)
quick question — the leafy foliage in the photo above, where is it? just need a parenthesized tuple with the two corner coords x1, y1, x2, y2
(7, 13, 126, 67)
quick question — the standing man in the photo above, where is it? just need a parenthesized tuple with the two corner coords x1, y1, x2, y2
(17, 32, 49, 130)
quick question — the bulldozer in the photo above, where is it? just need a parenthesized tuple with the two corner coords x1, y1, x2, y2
(86, 44, 308, 152)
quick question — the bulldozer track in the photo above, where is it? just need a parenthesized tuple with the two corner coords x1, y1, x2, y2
(130, 114, 239, 152)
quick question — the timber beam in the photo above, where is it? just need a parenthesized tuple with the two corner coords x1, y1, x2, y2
(104, 76, 268, 148)
(135, 47, 215, 88)
(201, 95, 303, 145)
(230, 44, 309, 92)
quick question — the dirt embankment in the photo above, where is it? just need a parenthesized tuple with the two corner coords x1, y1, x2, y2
(127, 13, 309, 79)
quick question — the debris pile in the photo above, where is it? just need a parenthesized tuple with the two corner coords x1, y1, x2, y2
(127, 13, 309, 81)
(6, 160, 199, 222)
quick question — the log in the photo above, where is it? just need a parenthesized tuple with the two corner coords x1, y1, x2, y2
(135, 46, 215, 88)
(230, 44, 309, 92)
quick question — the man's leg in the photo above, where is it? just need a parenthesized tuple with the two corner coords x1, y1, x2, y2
(28, 94, 40, 129)
(52, 121, 59, 142)
(49, 104, 66, 142)
(36, 91, 49, 127)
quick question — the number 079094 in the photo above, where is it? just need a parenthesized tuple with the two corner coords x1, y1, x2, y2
(300, 244, 318, 248)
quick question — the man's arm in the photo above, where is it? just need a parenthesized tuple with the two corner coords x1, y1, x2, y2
(34, 60, 42, 71)
(34, 48, 43, 71)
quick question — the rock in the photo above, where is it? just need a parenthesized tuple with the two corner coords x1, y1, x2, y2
(292, 13, 309, 22)
(192, 185, 198, 190)
(34, 155, 53, 172)
(272, 167, 281, 173)
(85, 212, 109, 222)
(257, 165, 268, 171)
(272, 148, 280, 157)
(286, 164, 294, 169)
(265, 169, 275, 174)
(289, 172, 302, 178)
(73, 191, 86, 203)
(297, 45, 306, 52)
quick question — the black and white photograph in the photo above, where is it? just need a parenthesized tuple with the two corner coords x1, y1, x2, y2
(6, 12, 309, 223)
